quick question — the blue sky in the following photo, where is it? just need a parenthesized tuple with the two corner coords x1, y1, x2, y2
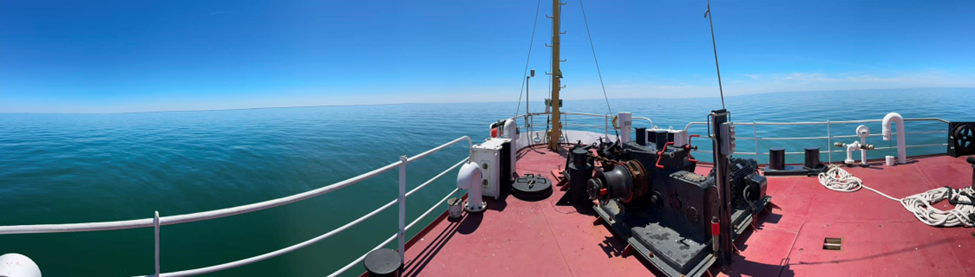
(1, 1, 973, 113)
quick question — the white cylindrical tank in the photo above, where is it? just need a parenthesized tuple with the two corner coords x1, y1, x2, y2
(618, 112, 632, 143)
(0, 253, 41, 277)
(456, 161, 485, 212)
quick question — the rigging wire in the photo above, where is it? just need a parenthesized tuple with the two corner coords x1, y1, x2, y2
(578, 0, 619, 139)
(514, 0, 543, 118)
(704, 0, 726, 110)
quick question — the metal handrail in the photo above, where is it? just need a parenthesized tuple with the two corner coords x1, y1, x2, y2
(682, 118, 948, 134)
(163, 158, 470, 277)
(512, 113, 946, 163)
(514, 111, 653, 140)
(517, 113, 946, 163)
(681, 118, 949, 162)
(0, 136, 474, 277)
(564, 123, 606, 129)
(512, 112, 949, 161)
(0, 136, 472, 236)
(330, 186, 461, 277)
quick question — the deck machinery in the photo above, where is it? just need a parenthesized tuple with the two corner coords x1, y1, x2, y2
(572, 110, 771, 277)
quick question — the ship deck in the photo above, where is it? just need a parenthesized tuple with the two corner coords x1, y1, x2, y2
(399, 145, 975, 276)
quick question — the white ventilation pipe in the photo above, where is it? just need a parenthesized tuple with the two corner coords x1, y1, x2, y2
(502, 119, 517, 140)
(882, 112, 907, 164)
(838, 141, 874, 166)
(456, 161, 485, 212)
(838, 126, 874, 166)
(0, 253, 42, 277)
(856, 125, 869, 165)
(844, 141, 862, 165)
(618, 112, 632, 143)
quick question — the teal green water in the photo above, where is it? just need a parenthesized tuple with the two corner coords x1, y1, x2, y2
(0, 88, 972, 276)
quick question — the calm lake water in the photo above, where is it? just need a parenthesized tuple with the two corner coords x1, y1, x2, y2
(0, 88, 972, 276)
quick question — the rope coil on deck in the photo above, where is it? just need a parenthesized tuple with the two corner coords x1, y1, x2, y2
(818, 164, 975, 227)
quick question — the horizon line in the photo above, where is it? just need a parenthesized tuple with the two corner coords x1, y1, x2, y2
(1, 87, 970, 115)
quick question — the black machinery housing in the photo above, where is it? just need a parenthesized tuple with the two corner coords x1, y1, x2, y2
(576, 110, 770, 277)
(948, 122, 975, 157)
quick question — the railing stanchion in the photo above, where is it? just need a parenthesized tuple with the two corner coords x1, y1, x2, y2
(753, 121, 759, 162)
(826, 120, 831, 164)
(154, 211, 160, 277)
(397, 155, 407, 265)
(605, 114, 608, 138)
(530, 114, 534, 137)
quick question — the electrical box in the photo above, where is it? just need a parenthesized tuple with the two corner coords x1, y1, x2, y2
(720, 122, 736, 155)
(472, 138, 511, 199)
(545, 98, 563, 108)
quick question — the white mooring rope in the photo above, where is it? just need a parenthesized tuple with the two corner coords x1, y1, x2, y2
(818, 164, 975, 227)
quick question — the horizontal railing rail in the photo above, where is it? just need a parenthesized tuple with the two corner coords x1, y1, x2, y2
(512, 112, 947, 164)
(514, 111, 653, 140)
(0, 136, 474, 277)
(680, 118, 949, 162)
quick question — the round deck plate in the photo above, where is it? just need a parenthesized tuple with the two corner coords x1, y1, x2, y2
(363, 248, 402, 276)
(511, 174, 553, 201)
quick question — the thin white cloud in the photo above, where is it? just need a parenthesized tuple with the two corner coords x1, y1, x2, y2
(845, 75, 899, 83)
(574, 70, 974, 99)
(772, 72, 841, 83)
(608, 84, 634, 89)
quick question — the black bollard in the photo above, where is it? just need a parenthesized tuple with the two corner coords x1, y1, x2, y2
(804, 147, 822, 169)
(635, 127, 647, 146)
(768, 148, 785, 170)
(655, 130, 669, 150)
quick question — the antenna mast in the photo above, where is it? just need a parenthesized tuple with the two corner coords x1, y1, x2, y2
(705, 0, 726, 109)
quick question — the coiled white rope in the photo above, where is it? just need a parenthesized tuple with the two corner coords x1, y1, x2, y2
(818, 164, 975, 227)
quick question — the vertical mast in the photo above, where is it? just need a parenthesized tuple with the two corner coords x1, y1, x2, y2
(547, 0, 563, 151)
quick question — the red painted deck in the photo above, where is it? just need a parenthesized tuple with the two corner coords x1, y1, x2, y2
(400, 146, 975, 277)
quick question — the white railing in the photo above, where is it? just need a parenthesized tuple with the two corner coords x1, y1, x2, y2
(517, 112, 653, 140)
(514, 112, 948, 163)
(0, 136, 474, 277)
(680, 118, 949, 162)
